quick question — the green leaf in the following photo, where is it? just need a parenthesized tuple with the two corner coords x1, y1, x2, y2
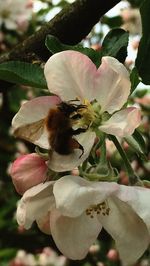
(45, 35, 101, 67)
(101, 28, 129, 62)
(45, 31, 129, 68)
(130, 67, 140, 93)
(101, 16, 122, 28)
(0, 61, 47, 88)
(136, 0, 150, 84)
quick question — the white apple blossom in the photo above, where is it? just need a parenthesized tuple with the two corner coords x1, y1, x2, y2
(12, 51, 141, 172)
(38, 247, 67, 266)
(11, 250, 36, 266)
(0, 0, 33, 31)
(16, 175, 150, 265)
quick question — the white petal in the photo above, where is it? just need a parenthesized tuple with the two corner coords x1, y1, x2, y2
(50, 209, 102, 260)
(5, 18, 17, 30)
(98, 197, 149, 265)
(44, 51, 97, 102)
(12, 96, 61, 148)
(16, 182, 55, 229)
(12, 96, 60, 127)
(99, 107, 141, 137)
(116, 185, 150, 234)
(53, 176, 119, 217)
(37, 212, 51, 235)
(48, 131, 96, 172)
(96, 57, 130, 114)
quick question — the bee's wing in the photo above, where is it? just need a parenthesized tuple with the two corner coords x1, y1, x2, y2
(13, 119, 45, 143)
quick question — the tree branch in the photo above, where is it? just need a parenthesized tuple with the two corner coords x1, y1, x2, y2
(1, 0, 120, 63)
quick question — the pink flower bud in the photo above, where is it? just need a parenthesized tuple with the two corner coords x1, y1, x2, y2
(26, 0, 33, 9)
(10, 153, 48, 195)
(107, 249, 119, 261)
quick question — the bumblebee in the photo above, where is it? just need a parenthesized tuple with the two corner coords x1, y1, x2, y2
(45, 102, 87, 157)
(13, 101, 87, 157)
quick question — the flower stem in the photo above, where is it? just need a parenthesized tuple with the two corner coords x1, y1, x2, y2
(109, 135, 140, 185)
(94, 129, 107, 164)
(100, 136, 107, 164)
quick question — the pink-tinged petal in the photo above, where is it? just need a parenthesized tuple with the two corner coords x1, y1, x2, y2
(37, 212, 51, 235)
(98, 197, 149, 265)
(99, 107, 141, 137)
(48, 131, 96, 172)
(50, 209, 102, 260)
(53, 175, 119, 217)
(17, 182, 55, 229)
(44, 51, 97, 102)
(116, 185, 150, 234)
(96, 57, 131, 114)
(11, 153, 48, 195)
(12, 96, 61, 128)
(12, 96, 61, 149)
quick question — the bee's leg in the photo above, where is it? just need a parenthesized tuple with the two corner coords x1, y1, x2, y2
(71, 113, 82, 120)
(68, 99, 80, 103)
(71, 127, 87, 135)
(70, 138, 84, 158)
(78, 142, 84, 158)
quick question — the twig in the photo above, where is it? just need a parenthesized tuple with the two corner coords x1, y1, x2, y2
(0, 0, 120, 63)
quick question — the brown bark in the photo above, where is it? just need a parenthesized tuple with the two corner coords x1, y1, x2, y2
(0, 0, 120, 90)
(0, 0, 120, 62)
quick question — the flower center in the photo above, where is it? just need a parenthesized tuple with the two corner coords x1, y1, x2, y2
(86, 201, 110, 218)
(70, 99, 111, 134)
(71, 99, 102, 129)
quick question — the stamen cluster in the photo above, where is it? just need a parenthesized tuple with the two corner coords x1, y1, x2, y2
(86, 201, 110, 218)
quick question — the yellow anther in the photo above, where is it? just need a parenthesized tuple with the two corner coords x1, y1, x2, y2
(86, 201, 110, 218)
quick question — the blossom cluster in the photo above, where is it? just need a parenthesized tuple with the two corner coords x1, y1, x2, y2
(0, 0, 33, 31)
(10, 51, 150, 265)
(9, 247, 67, 266)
